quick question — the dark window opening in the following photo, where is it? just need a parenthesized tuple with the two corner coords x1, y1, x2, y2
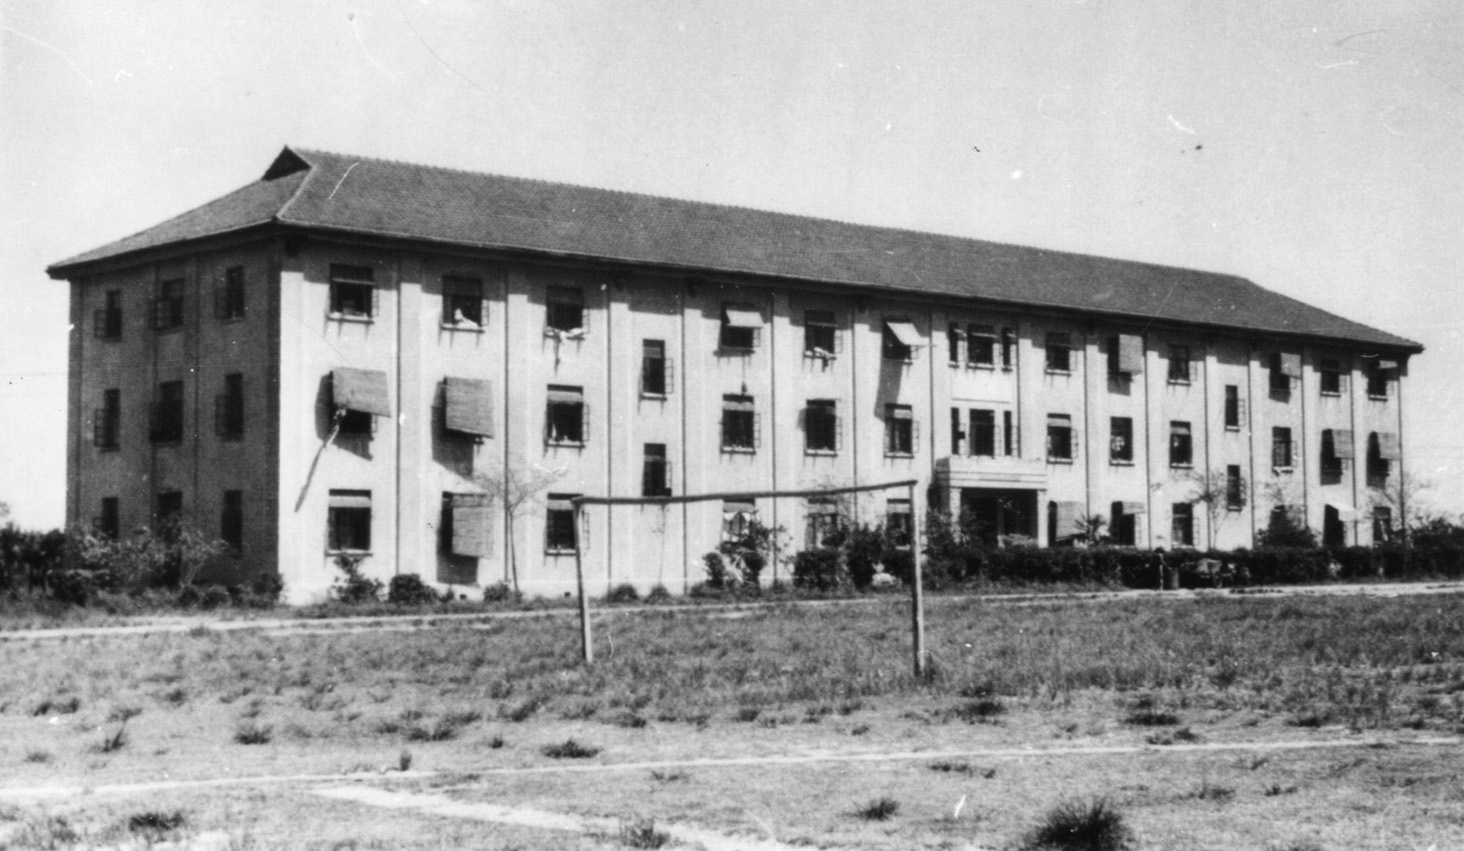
(1226, 465, 1244, 510)
(217, 266, 246, 320)
(95, 290, 123, 339)
(1110, 417, 1133, 463)
(1003, 411, 1015, 456)
(442, 275, 483, 327)
(882, 319, 916, 362)
(151, 278, 184, 331)
(327, 490, 372, 552)
(1323, 505, 1345, 547)
(1320, 429, 1343, 480)
(885, 404, 914, 455)
(641, 444, 671, 497)
(966, 325, 995, 366)
(721, 395, 758, 451)
(1171, 503, 1194, 547)
(545, 494, 579, 552)
(641, 340, 670, 396)
(1367, 432, 1389, 487)
(1000, 327, 1015, 369)
(804, 310, 836, 357)
(805, 499, 842, 549)
(156, 490, 184, 540)
(94, 388, 120, 449)
(547, 287, 584, 333)
(216, 373, 244, 440)
(329, 265, 375, 318)
(1047, 414, 1074, 462)
(1373, 506, 1393, 543)
(150, 381, 185, 444)
(1110, 501, 1136, 546)
(1167, 345, 1191, 383)
(886, 500, 913, 547)
(1045, 333, 1072, 372)
(719, 304, 761, 351)
(1224, 385, 1242, 429)
(221, 490, 243, 552)
(1272, 427, 1293, 468)
(1169, 421, 1193, 467)
(546, 386, 587, 445)
(1320, 358, 1342, 395)
(95, 497, 120, 540)
(804, 399, 838, 453)
(971, 409, 996, 456)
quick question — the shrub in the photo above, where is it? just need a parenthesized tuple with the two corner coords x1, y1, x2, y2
(234, 722, 273, 745)
(541, 738, 599, 759)
(332, 555, 382, 603)
(605, 583, 640, 604)
(387, 573, 437, 605)
(1024, 797, 1134, 851)
(483, 581, 520, 604)
(791, 547, 846, 591)
(702, 552, 731, 589)
(644, 584, 672, 604)
(618, 817, 672, 849)
(853, 797, 899, 821)
(200, 585, 232, 610)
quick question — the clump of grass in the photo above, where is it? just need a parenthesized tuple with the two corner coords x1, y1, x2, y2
(953, 697, 1006, 723)
(108, 705, 142, 724)
(1264, 783, 1298, 796)
(610, 711, 648, 729)
(650, 770, 687, 783)
(617, 817, 671, 848)
(158, 686, 187, 706)
(24, 750, 52, 764)
(560, 700, 600, 721)
(851, 723, 870, 736)
(128, 810, 185, 834)
(487, 735, 506, 749)
(853, 797, 899, 821)
(234, 722, 272, 745)
(803, 705, 833, 723)
(929, 760, 997, 778)
(405, 718, 459, 742)
(398, 750, 412, 771)
(32, 696, 80, 717)
(95, 722, 128, 753)
(500, 696, 546, 723)
(541, 739, 600, 759)
(1023, 797, 1134, 851)
(1181, 781, 1234, 802)
(1124, 708, 1180, 727)
(734, 707, 762, 723)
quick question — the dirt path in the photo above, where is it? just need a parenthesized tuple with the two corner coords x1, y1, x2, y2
(3, 581, 1460, 643)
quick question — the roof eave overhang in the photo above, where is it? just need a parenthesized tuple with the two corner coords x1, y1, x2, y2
(46, 221, 281, 280)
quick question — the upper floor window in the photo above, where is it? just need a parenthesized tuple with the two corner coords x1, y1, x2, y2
(545, 385, 587, 446)
(1046, 414, 1075, 462)
(1110, 417, 1133, 464)
(966, 325, 996, 367)
(546, 286, 584, 334)
(1366, 357, 1398, 399)
(719, 304, 762, 352)
(442, 275, 484, 328)
(882, 318, 919, 362)
(151, 278, 185, 331)
(1367, 431, 1400, 487)
(641, 340, 672, 397)
(329, 265, 375, 319)
(95, 290, 123, 340)
(804, 310, 837, 359)
(721, 395, 759, 452)
(215, 373, 244, 440)
(150, 381, 185, 444)
(1226, 465, 1245, 510)
(1320, 429, 1345, 480)
(1169, 421, 1193, 467)
(1003, 411, 1016, 457)
(1000, 327, 1016, 369)
(1108, 333, 1143, 379)
(216, 267, 246, 321)
(970, 409, 996, 457)
(1319, 358, 1343, 395)
(804, 399, 840, 453)
(1270, 351, 1300, 394)
(1224, 385, 1243, 430)
(443, 376, 494, 440)
(1045, 333, 1072, 373)
(330, 367, 390, 436)
(642, 444, 671, 497)
(1272, 426, 1293, 469)
(884, 404, 915, 456)
(1167, 345, 1193, 384)
(93, 388, 120, 450)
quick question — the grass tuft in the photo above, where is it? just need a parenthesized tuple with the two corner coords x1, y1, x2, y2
(234, 721, 273, 745)
(128, 810, 185, 834)
(1024, 797, 1134, 851)
(617, 817, 672, 848)
(853, 796, 899, 821)
(541, 739, 600, 759)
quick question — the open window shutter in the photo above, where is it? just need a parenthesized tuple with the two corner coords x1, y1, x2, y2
(754, 413, 763, 448)
(1117, 333, 1144, 374)
(1280, 351, 1302, 379)
(581, 403, 590, 442)
(835, 416, 844, 451)
(452, 494, 493, 557)
(1378, 432, 1402, 460)
(948, 325, 962, 363)
(1339, 373, 1350, 393)
(1055, 502, 1083, 539)
(1189, 358, 1199, 382)
(912, 419, 921, 453)
(371, 283, 381, 318)
(332, 368, 392, 417)
(1070, 430, 1080, 460)
(833, 331, 844, 354)
(1333, 429, 1356, 460)
(1236, 397, 1247, 424)
(664, 358, 675, 393)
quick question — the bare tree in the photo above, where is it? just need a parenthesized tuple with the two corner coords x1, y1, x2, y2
(1184, 467, 1248, 549)
(1075, 513, 1108, 546)
(1367, 472, 1435, 543)
(472, 458, 563, 593)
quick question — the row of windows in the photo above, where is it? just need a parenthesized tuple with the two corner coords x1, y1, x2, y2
(92, 375, 245, 448)
(1071, 497, 1393, 548)
(93, 269, 247, 340)
(92, 490, 243, 552)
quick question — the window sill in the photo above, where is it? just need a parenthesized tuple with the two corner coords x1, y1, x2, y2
(885, 452, 915, 459)
(325, 550, 373, 557)
(721, 446, 758, 455)
(1272, 466, 1294, 475)
(1368, 395, 1391, 402)
(1225, 425, 1241, 432)
(1170, 463, 1194, 470)
(716, 347, 757, 357)
(965, 362, 996, 371)
(1045, 369, 1072, 376)
(1226, 505, 1245, 513)
(640, 392, 668, 401)
(1109, 459, 1134, 467)
(1167, 379, 1192, 386)
(1108, 372, 1133, 382)
(1320, 391, 1341, 398)
(804, 449, 839, 457)
(1001, 365, 1014, 372)
(149, 439, 184, 447)
(546, 440, 586, 449)
(440, 322, 485, 333)
(328, 313, 375, 324)
(1047, 458, 1074, 465)
(545, 548, 578, 556)
(883, 357, 916, 365)
(805, 351, 837, 362)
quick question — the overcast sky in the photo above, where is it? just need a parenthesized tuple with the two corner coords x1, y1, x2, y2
(3, 0, 1461, 529)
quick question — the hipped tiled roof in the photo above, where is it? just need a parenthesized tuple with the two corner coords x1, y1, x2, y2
(49, 146, 1421, 352)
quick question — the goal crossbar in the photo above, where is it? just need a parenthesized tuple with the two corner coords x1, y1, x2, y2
(569, 478, 927, 677)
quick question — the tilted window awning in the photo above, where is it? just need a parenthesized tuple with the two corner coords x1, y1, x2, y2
(451, 492, 493, 558)
(1053, 501, 1084, 538)
(1378, 432, 1402, 460)
(722, 305, 764, 328)
(1332, 429, 1356, 459)
(884, 318, 922, 347)
(444, 377, 494, 438)
(332, 368, 391, 417)
(1116, 333, 1144, 373)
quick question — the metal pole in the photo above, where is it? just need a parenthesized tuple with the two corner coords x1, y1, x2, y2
(573, 503, 592, 665)
(909, 482, 926, 678)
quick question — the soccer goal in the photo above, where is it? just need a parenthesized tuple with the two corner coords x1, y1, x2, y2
(569, 478, 928, 675)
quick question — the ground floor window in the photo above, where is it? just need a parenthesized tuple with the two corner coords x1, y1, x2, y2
(545, 494, 579, 552)
(1171, 503, 1194, 547)
(327, 490, 372, 552)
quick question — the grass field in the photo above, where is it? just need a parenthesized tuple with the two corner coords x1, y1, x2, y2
(1, 591, 1462, 849)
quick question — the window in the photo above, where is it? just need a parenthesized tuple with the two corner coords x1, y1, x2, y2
(1110, 501, 1137, 546)
(642, 444, 671, 497)
(1171, 503, 1194, 547)
(443, 376, 494, 439)
(329, 264, 375, 319)
(1167, 345, 1192, 383)
(1109, 333, 1142, 378)
(966, 325, 995, 367)
(1045, 333, 1072, 373)
(217, 266, 246, 321)
(1366, 358, 1397, 398)
(221, 490, 243, 552)
(150, 381, 185, 443)
(1320, 429, 1343, 480)
(93, 389, 120, 449)
(1169, 421, 1193, 467)
(1226, 465, 1244, 510)
(950, 408, 965, 455)
(722, 501, 757, 542)
(95, 290, 123, 339)
(331, 368, 390, 436)
(805, 498, 841, 549)
(804, 399, 839, 453)
(545, 385, 587, 445)
(882, 318, 919, 361)
(1270, 351, 1300, 394)
(1224, 385, 1242, 430)
(970, 409, 996, 457)
(94, 497, 119, 540)
(719, 304, 762, 351)
(1000, 327, 1015, 369)
(1367, 432, 1392, 487)
(545, 494, 579, 552)
(216, 373, 244, 440)
(1320, 358, 1342, 395)
(1373, 506, 1393, 543)
(886, 499, 913, 546)
(721, 395, 758, 451)
(884, 404, 915, 456)
(1046, 414, 1074, 462)
(1323, 505, 1346, 547)
(947, 323, 962, 365)
(1003, 411, 1016, 456)
(442, 275, 483, 328)
(804, 310, 837, 357)
(1110, 417, 1133, 464)
(546, 286, 584, 333)
(151, 278, 184, 331)
(443, 493, 492, 557)
(156, 490, 183, 538)
(328, 490, 372, 552)
(1272, 427, 1293, 468)
(641, 340, 671, 396)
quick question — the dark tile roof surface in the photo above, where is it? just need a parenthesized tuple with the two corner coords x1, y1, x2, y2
(50, 146, 1420, 351)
